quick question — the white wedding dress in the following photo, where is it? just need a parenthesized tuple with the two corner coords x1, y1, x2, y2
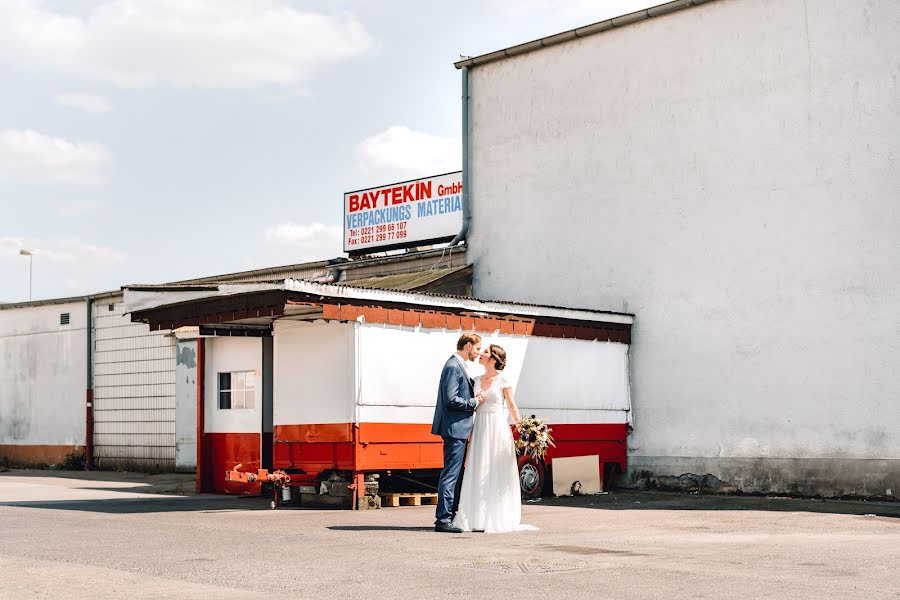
(452, 375, 538, 533)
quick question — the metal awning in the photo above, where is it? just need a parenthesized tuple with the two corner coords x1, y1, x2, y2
(124, 278, 634, 339)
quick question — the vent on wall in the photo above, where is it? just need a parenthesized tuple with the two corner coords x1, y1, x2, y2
(60, 313, 70, 325)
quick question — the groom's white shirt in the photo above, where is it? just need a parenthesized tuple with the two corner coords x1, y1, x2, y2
(453, 352, 470, 378)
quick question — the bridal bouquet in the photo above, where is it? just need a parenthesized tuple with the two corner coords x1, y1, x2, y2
(514, 415, 555, 461)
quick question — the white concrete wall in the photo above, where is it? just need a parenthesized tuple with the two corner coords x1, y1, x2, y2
(466, 0, 900, 495)
(0, 302, 86, 447)
(204, 337, 262, 433)
(174, 339, 198, 471)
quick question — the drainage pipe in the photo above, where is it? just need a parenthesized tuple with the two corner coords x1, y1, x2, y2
(85, 297, 94, 469)
(449, 66, 470, 246)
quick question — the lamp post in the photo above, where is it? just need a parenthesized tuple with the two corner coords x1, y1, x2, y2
(19, 249, 33, 301)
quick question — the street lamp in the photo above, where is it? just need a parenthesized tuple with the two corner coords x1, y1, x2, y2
(19, 249, 33, 301)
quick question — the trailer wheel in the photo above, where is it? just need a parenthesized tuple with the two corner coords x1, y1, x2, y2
(517, 454, 545, 499)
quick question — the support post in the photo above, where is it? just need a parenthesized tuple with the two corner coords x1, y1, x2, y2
(196, 338, 206, 493)
(354, 472, 365, 511)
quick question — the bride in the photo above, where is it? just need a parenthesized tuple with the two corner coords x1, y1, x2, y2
(452, 344, 537, 533)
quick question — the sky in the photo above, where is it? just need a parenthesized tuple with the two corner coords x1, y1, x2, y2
(0, 0, 658, 302)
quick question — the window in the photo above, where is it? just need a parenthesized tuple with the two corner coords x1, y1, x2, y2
(218, 371, 256, 409)
(60, 313, 70, 325)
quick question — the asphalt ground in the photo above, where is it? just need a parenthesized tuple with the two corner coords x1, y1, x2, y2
(1, 470, 897, 600)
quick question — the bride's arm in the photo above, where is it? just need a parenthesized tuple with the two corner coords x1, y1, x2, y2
(503, 387, 521, 423)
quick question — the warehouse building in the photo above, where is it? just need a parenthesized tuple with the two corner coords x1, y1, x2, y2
(5, 0, 897, 500)
(457, 0, 899, 496)
(1, 248, 469, 471)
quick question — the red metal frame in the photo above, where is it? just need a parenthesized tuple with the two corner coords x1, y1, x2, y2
(263, 420, 628, 500)
(208, 433, 262, 494)
(543, 423, 628, 469)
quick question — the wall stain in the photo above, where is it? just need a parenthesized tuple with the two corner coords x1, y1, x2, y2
(176, 346, 196, 368)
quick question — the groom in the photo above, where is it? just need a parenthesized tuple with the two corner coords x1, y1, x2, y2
(432, 333, 484, 533)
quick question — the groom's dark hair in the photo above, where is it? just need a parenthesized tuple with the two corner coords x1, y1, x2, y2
(457, 333, 481, 350)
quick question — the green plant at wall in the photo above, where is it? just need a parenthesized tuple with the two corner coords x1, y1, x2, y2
(54, 452, 86, 471)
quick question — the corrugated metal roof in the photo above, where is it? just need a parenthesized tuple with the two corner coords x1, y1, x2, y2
(2, 247, 468, 311)
(284, 279, 634, 323)
(119, 284, 223, 292)
(125, 277, 634, 325)
(336, 265, 470, 291)
(168, 247, 466, 285)
(169, 261, 334, 285)
(454, 0, 716, 70)
(302, 278, 632, 318)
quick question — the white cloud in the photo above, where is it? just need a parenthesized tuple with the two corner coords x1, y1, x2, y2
(0, 236, 128, 300)
(355, 126, 459, 180)
(0, 236, 127, 266)
(55, 198, 100, 217)
(501, 0, 658, 21)
(0, 0, 375, 89)
(55, 92, 112, 114)
(262, 222, 343, 261)
(0, 129, 111, 186)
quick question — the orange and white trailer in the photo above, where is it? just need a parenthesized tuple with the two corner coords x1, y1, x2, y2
(126, 280, 633, 508)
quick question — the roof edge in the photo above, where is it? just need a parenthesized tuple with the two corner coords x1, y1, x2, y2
(2, 248, 470, 311)
(285, 279, 634, 325)
(0, 289, 136, 310)
(126, 279, 634, 329)
(0, 295, 89, 310)
(454, 0, 716, 70)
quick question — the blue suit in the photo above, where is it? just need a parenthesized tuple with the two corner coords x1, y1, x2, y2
(432, 354, 477, 525)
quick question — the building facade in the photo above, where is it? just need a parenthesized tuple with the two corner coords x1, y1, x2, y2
(0, 299, 88, 466)
(460, 0, 899, 496)
(125, 279, 633, 500)
(1, 249, 467, 471)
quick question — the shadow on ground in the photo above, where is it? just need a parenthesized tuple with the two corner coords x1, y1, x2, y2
(0, 495, 272, 514)
(327, 525, 434, 532)
(535, 490, 900, 518)
(4, 470, 897, 518)
(0, 468, 195, 495)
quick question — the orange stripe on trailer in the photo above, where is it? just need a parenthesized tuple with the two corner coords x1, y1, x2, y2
(275, 423, 353, 443)
(356, 441, 444, 471)
(355, 423, 444, 470)
(357, 422, 437, 443)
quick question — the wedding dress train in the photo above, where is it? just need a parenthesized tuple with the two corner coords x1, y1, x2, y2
(452, 375, 538, 533)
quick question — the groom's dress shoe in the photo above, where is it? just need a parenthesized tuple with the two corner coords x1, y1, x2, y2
(434, 522, 463, 533)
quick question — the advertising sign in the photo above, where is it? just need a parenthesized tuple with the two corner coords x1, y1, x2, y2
(344, 171, 463, 254)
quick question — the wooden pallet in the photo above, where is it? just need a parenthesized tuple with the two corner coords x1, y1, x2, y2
(379, 492, 439, 507)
